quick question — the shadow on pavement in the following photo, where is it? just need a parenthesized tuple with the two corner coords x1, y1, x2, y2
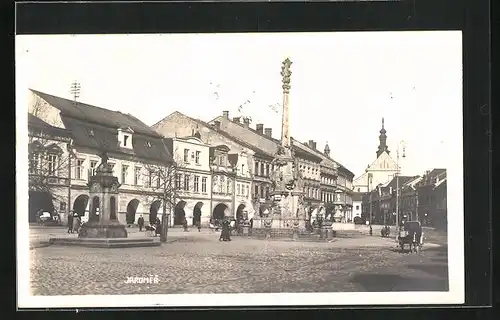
(407, 264, 448, 278)
(350, 273, 449, 292)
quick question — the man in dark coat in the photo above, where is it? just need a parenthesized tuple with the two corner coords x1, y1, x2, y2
(137, 214, 145, 232)
(67, 211, 74, 234)
(220, 220, 231, 241)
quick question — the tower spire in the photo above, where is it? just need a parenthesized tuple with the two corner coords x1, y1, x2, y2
(376, 117, 390, 158)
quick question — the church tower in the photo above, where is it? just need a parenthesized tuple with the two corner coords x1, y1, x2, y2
(376, 117, 390, 158)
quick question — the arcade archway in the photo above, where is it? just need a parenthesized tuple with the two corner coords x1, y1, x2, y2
(149, 200, 162, 224)
(192, 202, 203, 226)
(72, 194, 89, 217)
(126, 199, 139, 225)
(236, 204, 246, 221)
(29, 191, 55, 223)
(174, 201, 187, 226)
(212, 203, 228, 221)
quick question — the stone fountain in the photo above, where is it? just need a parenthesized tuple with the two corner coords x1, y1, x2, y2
(49, 152, 160, 248)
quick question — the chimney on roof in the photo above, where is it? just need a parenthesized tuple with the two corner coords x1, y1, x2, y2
(308, 140, 314, 149)
(243, 117, 250, 128)
(233, 117, 241, 123)
(256, 124, 264, 134)
(312, 141, 317, 150)
(264, 128, 272, 137)
(213, 120, 221, 129)
(223, 111, 229, 119)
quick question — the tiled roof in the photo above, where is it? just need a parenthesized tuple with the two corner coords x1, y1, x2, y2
(28, 113, 72, 138)
(31, 90, 173, 164)
(209, 116, 354, 176)
(434, 177, 447, 189)
(385, 176, 416, 189)
(31, 89, 160, 137)
(189, 117, 276, 158)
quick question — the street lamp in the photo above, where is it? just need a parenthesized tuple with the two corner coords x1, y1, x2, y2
(395, 140, 407, 240)
(368, 173, 373, 225)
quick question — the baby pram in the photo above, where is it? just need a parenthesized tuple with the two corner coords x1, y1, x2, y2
(145, 224, 160, 237)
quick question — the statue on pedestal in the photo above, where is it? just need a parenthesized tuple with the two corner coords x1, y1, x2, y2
(79, 150, 127, 239)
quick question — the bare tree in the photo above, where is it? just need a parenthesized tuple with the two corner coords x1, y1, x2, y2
(28, 127, 72, 207)
(140, 150, 191, 223)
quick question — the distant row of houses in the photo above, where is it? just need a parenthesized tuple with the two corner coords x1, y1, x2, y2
(27, 89, 355, 227)
(354, 169, 447, 229)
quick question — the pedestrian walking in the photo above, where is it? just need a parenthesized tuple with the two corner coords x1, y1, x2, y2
(182, 218, 188, 232)
(219, 219, 231, 241)
(138, 214, 144, 232)
(67, 211, 74, 234)
(73, 214, 81, 234)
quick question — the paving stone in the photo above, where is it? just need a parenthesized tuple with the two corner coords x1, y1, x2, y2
(28, 227, 449, 295)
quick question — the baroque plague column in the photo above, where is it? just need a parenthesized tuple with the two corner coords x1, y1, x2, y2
(254, 58, 306, 234)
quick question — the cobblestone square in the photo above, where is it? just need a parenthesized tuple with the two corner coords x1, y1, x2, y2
(29, 227, 449, 295)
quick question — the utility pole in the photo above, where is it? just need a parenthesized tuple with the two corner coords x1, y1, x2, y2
(368, 173, 372, 225)
(395, 140, 406, 240)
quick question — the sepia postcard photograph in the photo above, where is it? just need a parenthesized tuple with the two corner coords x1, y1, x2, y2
(16, 31, 464, 308)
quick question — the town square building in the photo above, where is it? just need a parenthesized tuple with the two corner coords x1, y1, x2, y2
(152, 111, 258, 224)
(27, 89, 174, 225)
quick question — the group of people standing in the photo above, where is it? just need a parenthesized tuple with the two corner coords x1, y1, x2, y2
(67, 211, 82, 234)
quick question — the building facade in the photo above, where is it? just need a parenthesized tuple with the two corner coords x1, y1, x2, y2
(162, 136, 212, 227)
(207, 111, 355, 223)
(416, 169, 447, 229)
(28, 89, 174, 226)
(152, 111, 258, 223)
(361, 170, 447, 229)
(28, 113, 73, 223)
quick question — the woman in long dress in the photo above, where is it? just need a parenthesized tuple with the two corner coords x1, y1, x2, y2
(73, 214, 81, 234)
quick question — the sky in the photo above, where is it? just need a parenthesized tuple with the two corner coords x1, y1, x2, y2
(16, 31, 463, 178)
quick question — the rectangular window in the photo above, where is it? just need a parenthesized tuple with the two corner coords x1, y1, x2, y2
(202, 177, 207, 193)
(134, 167, 141, 185)
(144, 170, 151, 187)
(356, 205, 360, 210)
(255, 185, 259, 198)
(121, 165, 128, 184)
(156, 173, 161, 188)
(75, 159, 84, 180)
(175, 174, 182, 190)
(195, 151, 201, 164)
(184, 149, 189, 162)
(47, 154, 58, 176)
(254, 162, 259, 176)
(265, 187, 270, 199)
(266, 164, 270, 177)
(260, 164, 265, 176)
(89, 160, 98, 177)
(194, 175, 200, 192)
(241, 164, 245, 175)
(226, 179, 231, 194)
(184, 175, 190, 191)
(260, 186, 265, 198)
(237, 184, 241, 195)
(245, 185, 249, 196)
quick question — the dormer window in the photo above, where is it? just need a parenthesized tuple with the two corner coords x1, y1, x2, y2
(117, 127, 134, 149)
